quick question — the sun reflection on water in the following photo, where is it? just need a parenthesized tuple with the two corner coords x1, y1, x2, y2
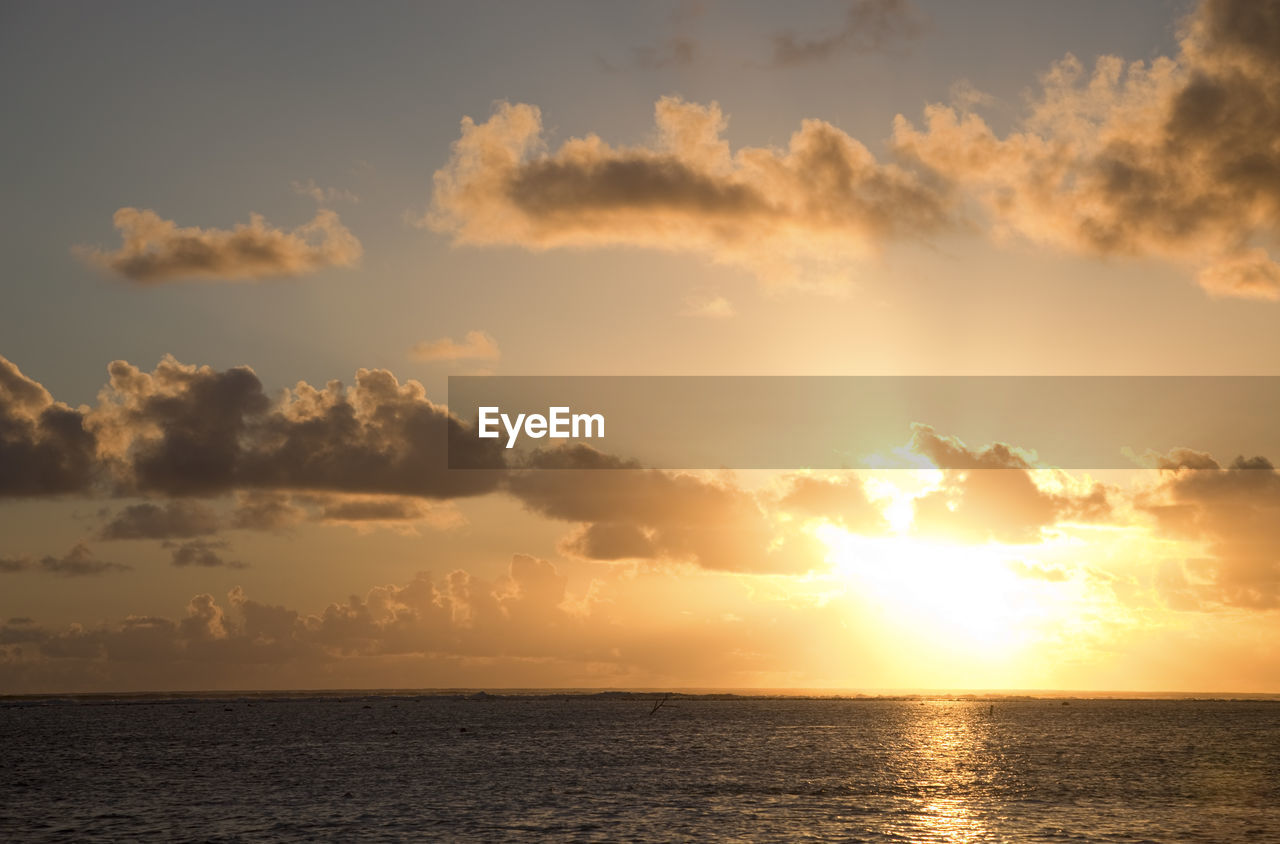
(891, 701, 998, 842)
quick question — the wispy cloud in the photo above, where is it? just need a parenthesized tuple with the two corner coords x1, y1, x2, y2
(769, 0, 925, 67)
(680, 293, 735, 318)
(1, 542, 130, 577)
(409, 330, 501, 362)
(291, 178, 359, 206)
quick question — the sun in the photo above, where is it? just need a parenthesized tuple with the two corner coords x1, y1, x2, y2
(814, 522, 1085, 683)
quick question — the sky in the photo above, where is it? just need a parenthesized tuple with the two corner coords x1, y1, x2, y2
(2, 0, 1279, 694)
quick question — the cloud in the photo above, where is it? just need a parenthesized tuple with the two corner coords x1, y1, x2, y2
(88, 355, 505, 499)
(409, 330, 501, 362)
(1, 542, 130, 577)
(908, 425, 1112, 544)
(597, 1, 702, 72)
(0, 557, 29, 573)
(770, 0, 925, 67)
(423, 0, 1280, 300)
(1008, 561, 1070, 582)
(303, 493, 465, 532)
(426, 96, 953, 287)
(230, 491, 306, 531)
(290, 179, 359, 206)
(506, 444, 829, 573)
(0, 557, 580, 686)
(559, 522, 657, 561)
(167, 539, 246, 569)
(0, 355, 97, 497)
(778, 473, 886, 533)
(679, 293, 735, 318)
(1140, 450, 1280, 609)
(891, 0, 1280, 300)
(0, 555, 886, 692)
(599, 37, 698, 72)
(99, 500, 221, 540)
(77, 207, 362, 284)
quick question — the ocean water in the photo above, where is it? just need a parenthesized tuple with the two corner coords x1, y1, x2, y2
(2, 695, 1277, 842)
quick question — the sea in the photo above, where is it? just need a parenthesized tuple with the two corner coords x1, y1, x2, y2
(2, 694, 1277, 842)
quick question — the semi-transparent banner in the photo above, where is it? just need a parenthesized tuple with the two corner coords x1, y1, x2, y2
(447, 376, 1280, 469)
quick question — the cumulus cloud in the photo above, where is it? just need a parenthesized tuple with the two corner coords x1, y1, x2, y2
(0, 554, 907, 693)
(891, 0, 1280, 300)
(409, 330, 501, 362)
(506, 444, 830, 573)
(770, 0, 925, 67)
(88, 355, 505, 499)
(908, 425, 1111, 544)
(77, 207, 362, 284)
(1, 542, 130, 577)
(423, 0, 1280, 300)
(426, 96, 953, 287)
(0, 355, 96, 497)
(1140, 450, 1280, 609)
(778, 473, 885, 533)
(0, 557, 581, 687)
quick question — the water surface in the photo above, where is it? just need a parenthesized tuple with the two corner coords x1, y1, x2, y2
(2, 696, 1276, 841)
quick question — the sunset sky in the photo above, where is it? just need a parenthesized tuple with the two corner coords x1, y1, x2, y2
(2, 0, 1279, 694)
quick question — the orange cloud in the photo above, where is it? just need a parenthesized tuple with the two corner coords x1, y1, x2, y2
(1141, 450, 1280, 609)
(892, 0, 1280, 300)
(77, 207, 362, 283)
(410, 330, 500, 362)
(426, 96, 953, 288)
(908, 425, 1112, 544)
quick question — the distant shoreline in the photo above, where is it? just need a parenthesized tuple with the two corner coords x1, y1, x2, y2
(3, 689, 1278, 705)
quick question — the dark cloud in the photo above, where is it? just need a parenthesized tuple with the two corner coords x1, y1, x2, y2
(770, 0, 925, 67)
(0, 542, 131, 577)
(99, 500, 221, 540)
(76, 208, 362, 284)
(230, 491, 305, 531)
(560, 522, 657, 561)
(167, 539, 246, 569)
(0, 355, 97, 497)
(309, 495, 442, 524)
(89, 356, 505, 499)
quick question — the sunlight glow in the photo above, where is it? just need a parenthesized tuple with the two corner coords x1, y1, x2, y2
(815, 522, 1086, 670)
